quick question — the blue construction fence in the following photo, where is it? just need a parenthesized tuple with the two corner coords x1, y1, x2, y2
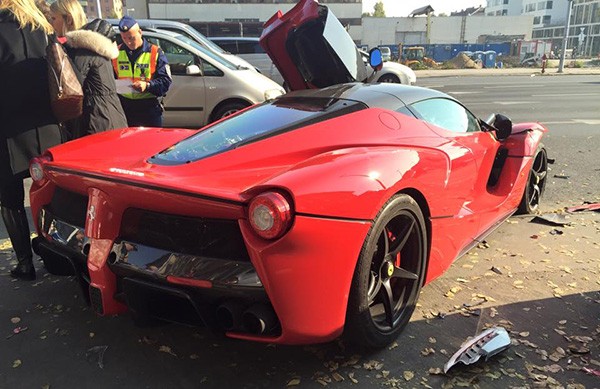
(379, 43, 512, 64)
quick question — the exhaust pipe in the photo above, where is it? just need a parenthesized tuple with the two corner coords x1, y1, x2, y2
(215, 300, 244, 331)
(242, 304, 277, 334)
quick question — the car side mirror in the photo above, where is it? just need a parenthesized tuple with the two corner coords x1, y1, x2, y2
(186, 64, 202, 75)
(488, 113, 512, 141)
(369, 48, 383, 71)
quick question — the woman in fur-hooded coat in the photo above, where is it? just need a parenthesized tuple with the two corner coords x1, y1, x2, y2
(62, 18, 127, 138)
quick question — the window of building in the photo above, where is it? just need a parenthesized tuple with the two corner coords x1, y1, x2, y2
(534, 16, 541, 24)
(542, 15, 551, 24)
(502, 9, 508, 15)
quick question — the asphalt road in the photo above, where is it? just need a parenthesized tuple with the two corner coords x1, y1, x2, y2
(1, 75, 599, 388)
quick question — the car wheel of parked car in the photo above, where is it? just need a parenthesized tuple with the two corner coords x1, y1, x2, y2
(517, 145, 548, 214)
(213, 102, 249, 121)
(377, 74, 401, 84)
(345, 194, 427, 348)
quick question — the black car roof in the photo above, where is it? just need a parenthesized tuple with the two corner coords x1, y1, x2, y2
(284, 83, 452, 111)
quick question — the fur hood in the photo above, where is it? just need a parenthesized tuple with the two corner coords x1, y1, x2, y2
(65, 30, 119, 60)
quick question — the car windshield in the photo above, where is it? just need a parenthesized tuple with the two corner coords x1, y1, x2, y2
(172, 34, 239, 70)
(150, 97, 367, 164)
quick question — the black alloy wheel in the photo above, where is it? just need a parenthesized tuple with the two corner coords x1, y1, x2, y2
(377, 73, 401, 83)
(517, 146, 548, 214)
(212, 102, 248, 122)
(345, 194, 427, 348)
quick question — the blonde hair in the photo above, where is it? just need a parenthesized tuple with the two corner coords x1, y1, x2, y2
(50, 0, 87, 34)
(0, 0, 53, 34)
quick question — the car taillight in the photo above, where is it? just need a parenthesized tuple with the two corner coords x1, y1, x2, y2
(29, 153, 53, 184)
(248, 192, 293, 240)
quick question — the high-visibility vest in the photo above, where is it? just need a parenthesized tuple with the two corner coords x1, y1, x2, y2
(112, 44, 159, 100)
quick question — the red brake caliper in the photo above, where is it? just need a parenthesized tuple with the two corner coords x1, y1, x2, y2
(387, 229, 402, 268)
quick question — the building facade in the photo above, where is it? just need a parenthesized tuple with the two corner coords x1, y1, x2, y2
(486, 0, 599, 56)
(485, 0, 522, 16)
(362, 15, 533, 48)
(83, 0, 124, 19)
(142, 0, 363, 39)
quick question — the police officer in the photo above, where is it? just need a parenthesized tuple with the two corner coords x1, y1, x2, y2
(113, 15, 172, 127)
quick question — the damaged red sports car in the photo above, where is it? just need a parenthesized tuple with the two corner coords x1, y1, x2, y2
(29, 0, 548, 348)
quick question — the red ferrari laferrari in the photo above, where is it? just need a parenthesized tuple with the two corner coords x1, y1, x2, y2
(29, 0, 548, 348)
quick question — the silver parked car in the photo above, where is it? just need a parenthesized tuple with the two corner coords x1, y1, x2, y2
(209, 37, 284, 85)
(107, 18, 257, 73)
(116, 29, 285, 128)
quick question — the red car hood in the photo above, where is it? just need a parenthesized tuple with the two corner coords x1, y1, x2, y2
(47, 109, 441, 202)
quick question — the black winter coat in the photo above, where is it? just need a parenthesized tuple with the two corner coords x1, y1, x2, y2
(64, 29, 127, 138)
(0, 11, 64, 180)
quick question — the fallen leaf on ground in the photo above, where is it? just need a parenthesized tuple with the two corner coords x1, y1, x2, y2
(348, 372, 358, 384)
(158, 345, 177, 357)
(363, 360, 384, 370)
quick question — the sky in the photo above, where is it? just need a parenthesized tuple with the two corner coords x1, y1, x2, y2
(362, 1, 484, 17)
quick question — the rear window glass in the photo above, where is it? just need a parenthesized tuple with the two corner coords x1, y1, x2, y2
(150, 97, 367, 164)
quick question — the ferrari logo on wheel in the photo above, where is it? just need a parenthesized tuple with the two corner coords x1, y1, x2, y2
(387, 263, 394, 277)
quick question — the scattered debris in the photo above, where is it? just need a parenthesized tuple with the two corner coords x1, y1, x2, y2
(443, 327, 511, 373)
(553, 174, 570, 179)
(530, 213, 571, 227)
(566, 202, 600, 213)
(6, 326, 28, 339)
(582, 367, 600, 377)
(549, 229, 564, 235)
(85, 345, 108, 369)
(491, 266, 503, 275)
(477, 241, 490, 249)
(159, 345, 177, 357)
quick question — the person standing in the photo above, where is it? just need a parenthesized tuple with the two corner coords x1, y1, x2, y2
(49, 0, 127, 138)
(113, 16, 172, 127)
(0, 0, 65, 280)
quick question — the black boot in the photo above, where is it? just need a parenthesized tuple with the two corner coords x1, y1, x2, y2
(1, 206, 36, 281)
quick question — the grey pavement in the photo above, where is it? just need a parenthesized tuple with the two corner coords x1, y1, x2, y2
(415, 65, 600, 78)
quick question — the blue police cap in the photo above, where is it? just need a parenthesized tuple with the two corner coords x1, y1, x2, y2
(119, 15, 138, 32)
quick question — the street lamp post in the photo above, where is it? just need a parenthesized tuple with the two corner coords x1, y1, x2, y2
(557, 0, 574, 73)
